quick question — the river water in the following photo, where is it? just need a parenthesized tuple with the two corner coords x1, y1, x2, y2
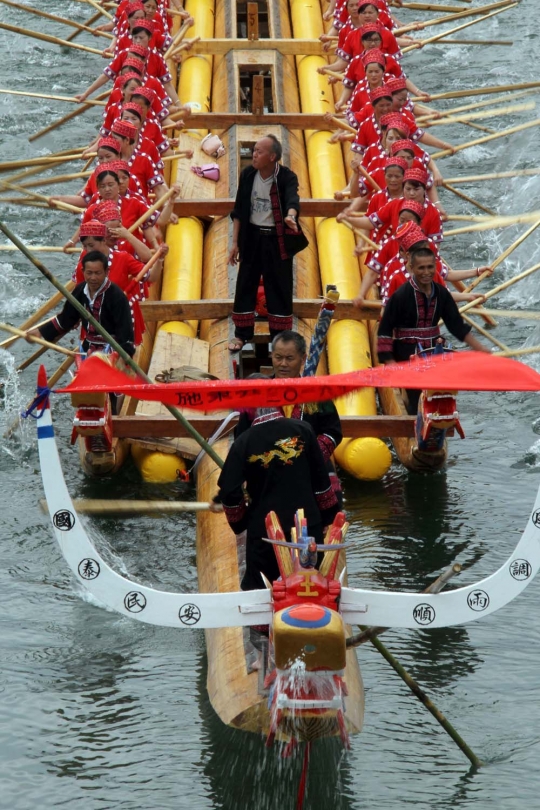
(1, 1, 540, 808)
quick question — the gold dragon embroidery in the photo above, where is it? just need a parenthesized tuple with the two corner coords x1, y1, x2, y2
(248, 436, 305, 468)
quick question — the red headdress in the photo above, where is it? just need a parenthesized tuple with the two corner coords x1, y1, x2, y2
(385, 156, 408, 172)
(127, 43, 149, 58)
(391, 139, 416, 155)
(380, 113, 410, 135)
(95, 201, 122, 223)
(396, 221, 429, 250)
(132, 18, 155, 33)
(359, 22, 382, 36)
(127, 1, 145, 15)
(370, 85, 392, 103)
(118, 71, 142, 88)
(122, 57, 145, 73)
(80, 220, 108, 239)
(362, 48, 386, 67)
(122, 101, 145, 119)
(404, 167, 429, 186)
(399, 199, 425, 220)
(108, 160, 131, 175)
(97, 136, 122, 154)
(131, 85, 155, 104)
(387, 77, 407, 93)
(111, 119, 138, 140)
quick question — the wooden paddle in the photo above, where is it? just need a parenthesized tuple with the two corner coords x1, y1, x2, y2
(0, 283, 75, 350)
(432, 119, 540, 160)
(442, 182, 496, 216)
(0, 180, 85, 214)
(0, 88, 106, 107)
(402, 4, 518, 55)
(39, 499, 221, 516)
(71, 0, 113, 20)
(127, 187, 178, 233)
(494, 345, 540, 358)
(416, 89, 538, 123)
(444, 211, 540, 237)
(421, 101, 535, 127)
(459, 262, 540, 316)
(464, 218, 540, 293)
(164, 20, 192, 59)
(0, 323, 78, 357)
(412, 81, 540, 104)
(0, 0, 114, 39)
(462, 313, 510, 352)
(395, 0, 514, 35)
(28, 89, 110, 143)
(467, 308, 540, 321)
(0, 21, 104, 55)
(445, 168, 540, 184)
(66, 10, 103, 42)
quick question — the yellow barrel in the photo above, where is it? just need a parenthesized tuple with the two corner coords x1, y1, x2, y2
(290, 14, 391, 480)
(132, 0, 214, 483)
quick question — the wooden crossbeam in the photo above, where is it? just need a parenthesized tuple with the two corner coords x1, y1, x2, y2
(173, 198, 350, 217)
(140, 298, 381, 322)
(112, 414, 416, 439)
(183, 112, 346, 129)
(191, 38, 327, 55)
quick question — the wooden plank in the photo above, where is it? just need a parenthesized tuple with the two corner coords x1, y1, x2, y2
(251, 74, 265, 115)
(113, 414, 416, 439)
(173, 132, 216, 199)
(191, 38, 326, 55)
(174, 198, 350, 217)
(134, 332, 210, 457)
(184, 112, 343, 129)
(247, 2, 259, 40)
(141, 298, 381, 322)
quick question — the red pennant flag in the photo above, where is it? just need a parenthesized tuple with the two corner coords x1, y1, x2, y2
(54, 352, 540, 412)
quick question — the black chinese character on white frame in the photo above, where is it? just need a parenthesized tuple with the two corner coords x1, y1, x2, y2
(78, 558, 100, 580)
(179, 603, 201, 626)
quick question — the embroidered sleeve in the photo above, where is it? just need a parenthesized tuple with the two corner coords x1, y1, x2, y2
(318, 433, 337, 463)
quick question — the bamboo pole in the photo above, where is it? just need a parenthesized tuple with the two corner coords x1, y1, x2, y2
(412, 81, 540, 104)
(435, 38, 513, 45)
(4, 355, 75, 439)
(0, 221, 225, 470)
(432, 119, 540, 161)
(442, 182, 496, 216)
(0, 245, 79, 252)
(0, 0, 114, 38)
(402, 5, 518, 55)
(0, 88, 106, 107)
(444, 211, 540, 237)
(0, 322, 78, 357)
(0, 284, 76, 350)
(396, 0, 514, 35)
(459, 262, 540, 316)
(14, 171, 93, 190)
(17, 345, 47, 372)
(0, 21, 104, 56)
(341, 220, 380, 251)
(421, 101, 535, 127)
(464, 218, 540, 293)
(417, 90, 538, 123)
(399, 2, 472, 9)
(445, 168, 540, 185)
(127, 187, 177, 233)
(70, 0, 113, 20)
(462, 313, 510, 352)
(363, 633, 482, 768)
(0, 180, 84, 214)
(28, 89, 110, 143)
(164, 20, 192, 59)
(467, 308, 540, 320)
(66, 10, 103, 42)
(39, 499, 219, 516)
(0, 154, 85, 173)
(494, 345, 540, 358)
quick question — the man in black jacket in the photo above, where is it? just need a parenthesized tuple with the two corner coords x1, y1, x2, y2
(27, 251, 135, 358)
(227, 135, 303, 351)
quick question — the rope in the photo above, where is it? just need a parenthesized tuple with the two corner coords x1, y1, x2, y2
(21, 384, 50, 419)
(296, 741, 311, 810)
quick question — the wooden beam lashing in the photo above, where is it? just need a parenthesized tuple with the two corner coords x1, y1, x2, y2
(112, 414, 416, 439)
(140, 298, 382, 322)
(177, 112, 346, 129)
(247, 2, 259, 41)
(252, 74, 265, 115)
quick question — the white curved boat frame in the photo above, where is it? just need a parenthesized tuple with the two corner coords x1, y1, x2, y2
(37, 396, 540, 631)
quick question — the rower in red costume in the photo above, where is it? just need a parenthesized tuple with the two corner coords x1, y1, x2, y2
(83, 173, 160, 251)
(114, 9, 172, 54)
(351, 86, 394, 154)
(117, 104, 168, 162)
(339, 48, 403, 123)
(109, 119, 167, 201)
(342, 21, 402, 62)
(338, 167, 442, 245)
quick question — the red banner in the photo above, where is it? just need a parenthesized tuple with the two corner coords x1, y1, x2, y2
(55, 352, 540, 412)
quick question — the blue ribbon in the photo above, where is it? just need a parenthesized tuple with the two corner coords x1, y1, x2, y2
(21, 385, 51, 419)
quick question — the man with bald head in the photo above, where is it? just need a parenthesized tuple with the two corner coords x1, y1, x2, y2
(227, 135, 307, 352)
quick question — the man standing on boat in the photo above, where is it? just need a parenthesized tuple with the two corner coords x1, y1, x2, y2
(377, 245, 490, 413)
(227, 135, 307, 352)
(235, 330, 344, 506)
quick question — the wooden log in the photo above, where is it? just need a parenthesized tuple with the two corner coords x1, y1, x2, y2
(247, 1, 259, 40)
(112, 414, 416, 439)
(252, 74, 265, 115)
(140, 298, 382, 322)
(173, 198, 350, 217)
